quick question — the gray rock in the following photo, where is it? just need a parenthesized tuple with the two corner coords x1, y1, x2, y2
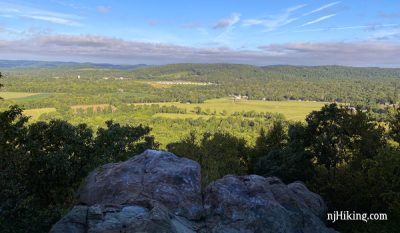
(49, 206, 87, 233)
(202, 175, 336, 233)
(51, 150, 338, 233)
(50, 203, 187, 233)
(78, 149, 203, 220)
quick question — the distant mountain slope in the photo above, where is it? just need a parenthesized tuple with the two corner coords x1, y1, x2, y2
(130, 63, 400, 81)
(0, 60, 147, 70)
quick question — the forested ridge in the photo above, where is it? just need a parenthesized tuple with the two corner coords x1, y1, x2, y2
(1, 64, 400, 106)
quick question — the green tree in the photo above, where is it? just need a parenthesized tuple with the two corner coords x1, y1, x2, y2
(0, 106, 65, 233)
(250, 121, 287, 172)
(200, 132, 248, 186)
(0, 107, 158, 233)
(168, 132, 248, 187)
(94, 120, 158, 163)
(166, 131, 199, 161)
(389, 107, 400, 144)
(0, 106, 29, 207)
(23, 120, 95, 207)
(0, 71, 3, 98)
(305, 103, 385, 178)
(254, 123, 314, 183)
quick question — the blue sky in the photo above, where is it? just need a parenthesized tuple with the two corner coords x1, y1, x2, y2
(0, 0, 400, 66)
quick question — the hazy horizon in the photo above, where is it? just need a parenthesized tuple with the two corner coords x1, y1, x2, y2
(2, 58, 400, 69)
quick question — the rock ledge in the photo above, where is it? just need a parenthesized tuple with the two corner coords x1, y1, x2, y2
(50, 150, 337, 233)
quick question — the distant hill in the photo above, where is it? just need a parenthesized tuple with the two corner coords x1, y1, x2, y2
(0, 60, 147, 70)
(129, 63, 400, 81)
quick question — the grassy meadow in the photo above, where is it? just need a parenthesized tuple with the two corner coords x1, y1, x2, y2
(24, 108, 57, 120)
(0, 92, 41, 99)
(136, 98, 327, 121)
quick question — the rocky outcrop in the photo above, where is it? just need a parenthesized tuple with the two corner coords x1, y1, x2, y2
(202, 175, 332, 233)
(50, 150, 337, 233)
(78, 150, 202, 220)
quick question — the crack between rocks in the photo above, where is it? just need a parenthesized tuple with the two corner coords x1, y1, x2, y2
(84, 207, 89, 233)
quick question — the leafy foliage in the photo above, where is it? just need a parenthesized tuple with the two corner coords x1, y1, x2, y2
(251, 104, 399, 232)
(94, 120, 158, 163)
(0, 106, 157, 233)
(251, 121, 288, 170)
(0, 71, 3, 99)
(168, 131, 248, 186)
(306, 104, 385, 175)
(389, 108, 400, 144)
(253, 123, 315, 183)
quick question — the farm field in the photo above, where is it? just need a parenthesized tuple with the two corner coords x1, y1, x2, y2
(0, 91, 41, 99)
(24, 108, 57, 120)
(135, 98, 328, 121)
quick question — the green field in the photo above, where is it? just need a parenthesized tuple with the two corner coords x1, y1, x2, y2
(136, 98, 328, 121)
(24, 108, 57, 120)
(0, 92, 42, 99)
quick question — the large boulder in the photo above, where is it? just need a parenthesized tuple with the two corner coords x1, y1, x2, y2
(78, 150, 203, 220)
(51, 150, 337, 233)
(202, 175, 335, 233)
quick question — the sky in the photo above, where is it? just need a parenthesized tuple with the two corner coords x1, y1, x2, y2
(0, 0, 400, 67)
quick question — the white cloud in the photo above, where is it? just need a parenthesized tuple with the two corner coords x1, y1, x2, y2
(0, 4, 82, 26)
(213, 13, 241, 29)
(301, 14, 336, 27)
(243, 4, 306, 31)
(303, 1, 341, 16)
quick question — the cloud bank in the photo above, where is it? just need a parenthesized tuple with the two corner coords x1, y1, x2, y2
(1, 34, 399, 67)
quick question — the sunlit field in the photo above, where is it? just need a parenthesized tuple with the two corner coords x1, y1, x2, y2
(0, 92, 41, 99)
(135, 98, 327, 121)
(24, 108, 56, 120)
